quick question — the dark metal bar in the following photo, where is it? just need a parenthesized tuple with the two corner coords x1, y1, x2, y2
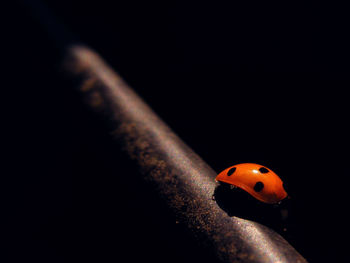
(21, 0, 308, 261)
(63, 45, 308, 263)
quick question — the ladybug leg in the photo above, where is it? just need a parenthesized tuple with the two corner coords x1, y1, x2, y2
(273, 204, 279, 209)
(230, 185, 237, 190)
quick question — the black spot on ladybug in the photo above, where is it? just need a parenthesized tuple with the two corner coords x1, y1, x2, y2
(254, 182, 264, 192)
(227, 167, 236, 176)
(259, 167, 269, 173)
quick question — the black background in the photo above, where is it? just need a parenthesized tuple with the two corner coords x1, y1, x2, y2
(4, 1, 350, 262)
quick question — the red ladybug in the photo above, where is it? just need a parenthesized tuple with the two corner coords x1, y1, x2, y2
(216, 163, 287, 204)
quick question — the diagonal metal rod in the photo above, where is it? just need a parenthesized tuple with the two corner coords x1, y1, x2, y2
(63, 45, 307, 263)
(23, 1, 308, 262)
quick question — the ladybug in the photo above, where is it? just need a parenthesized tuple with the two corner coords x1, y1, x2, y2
(215, 163, 287, 204)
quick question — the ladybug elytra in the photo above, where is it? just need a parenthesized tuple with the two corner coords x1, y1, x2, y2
(216, 163, 287, 204)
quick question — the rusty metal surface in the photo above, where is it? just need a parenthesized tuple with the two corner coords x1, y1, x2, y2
(64, 45, 308, 263)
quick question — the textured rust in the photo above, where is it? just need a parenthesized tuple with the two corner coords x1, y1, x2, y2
(64, 44, 308, 263)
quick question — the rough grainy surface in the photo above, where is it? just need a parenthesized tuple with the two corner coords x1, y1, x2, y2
(64, 44, 308, 263)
